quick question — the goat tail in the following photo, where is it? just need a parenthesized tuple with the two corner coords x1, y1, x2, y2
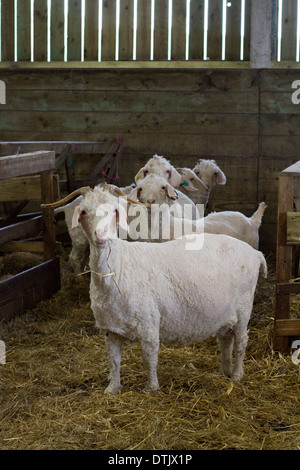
(259, 252, 268, 279)
(251, 202, 267, 226)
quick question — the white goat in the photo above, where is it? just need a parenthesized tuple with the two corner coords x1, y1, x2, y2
(71, 185, 267, 393)
(134, 154, 182, 188)
(54, 196, 89, 274)
(149, 202, 266, 249)
(130, 174, 201, 220)
(176, 167, 210, 207)
(179, 159, 226, 209)
(193, 159, 227, 191)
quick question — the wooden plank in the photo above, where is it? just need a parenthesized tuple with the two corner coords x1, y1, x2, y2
(34, 0, 48, 61)
(101, 0, 116, 60)
(119, 0, 134, 61)
(274, 174, 294, 353)
(286, 212, 300, 244)
(260, 136, 300, 157)
(1, 0, 15, 61)
(0, 134, 259, 159)
(274, 319, 300, 337)
(136, 0, 151, 60)
(189, 0, 204, 60)
(0, 151, 55, 180)
(171, 0, 186, 60)
(261, 92, 300, 114)
(0, 69, 258, 92)
(84, 0, 99, 61)
(0, 175, 59, 202)
(68, 0, 82, 61)
(0, 216, 42, 244)
(207, 0, 222, 61)
(0, 240, 62, 254)
(0, 258, 60, 321)
(225, 0, 241, 61)
(50, 0, 65, 61)
(243, 0, 251, 61)
(0, 90, 259, 113)
(41, 171, 56, 260)
(17, 0, 31, 61)
(0, 141, 114, 156)
(154, 0, 169, 60)
(276, 283, 300, 295)
(0, 110, 259, 136)
(281, 0, 297, 62)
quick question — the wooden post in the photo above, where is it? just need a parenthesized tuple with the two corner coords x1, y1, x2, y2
(41, 170, 56, 261)
(250, 0, 272, 68)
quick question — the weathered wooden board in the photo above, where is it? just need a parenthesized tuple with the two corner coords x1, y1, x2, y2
(171, 0, 186, 61)
(274, 319, 300, 336)
(17, 0, 31, 61)
(0, 258, 60, 321)
(101, 0, 116, 60)
(0, 111, 258, 136)
(136, 0, 152, 60)
(154, 0, 169, 60)
(2, 90, 259, 113)
(0, 216, 42, 244)
(51, 0, 65, 61)
(281, 0, 297, 62)
(84, 0, 99, 61)
(189, 0, 204, 60)
(34, 0, 48, 61)
(0, 240, 62, 254)
(119, 0, 134, 61)
(1, 0, 15, 61)
(0, 151, 55, 179)
(0, 175, 59, 201)
(0, 69, 259, 92)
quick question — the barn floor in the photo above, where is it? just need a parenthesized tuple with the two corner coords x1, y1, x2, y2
(0, 250, 299, 451)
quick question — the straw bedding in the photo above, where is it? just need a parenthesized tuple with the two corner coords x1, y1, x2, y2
(0, 251, 299, 450)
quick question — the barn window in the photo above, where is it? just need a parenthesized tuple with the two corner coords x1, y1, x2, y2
(0, 0, 299, 65)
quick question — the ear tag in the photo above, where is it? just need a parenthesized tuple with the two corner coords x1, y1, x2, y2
(136, 172, 141, 180)
(183, 180, 189, 186)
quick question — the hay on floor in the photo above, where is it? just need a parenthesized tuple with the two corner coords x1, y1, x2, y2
(0, 252, 299, 450)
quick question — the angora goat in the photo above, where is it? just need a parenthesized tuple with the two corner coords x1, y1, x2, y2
(69, 185, 267, 393)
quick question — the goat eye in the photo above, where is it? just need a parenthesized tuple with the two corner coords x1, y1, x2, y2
(161, 186, 166, 190)
(190, 177, 194, 181)
(81, 210, 87, 215)
(166, 170, 170, 174)
(144, 170, 148, 175)
(195, 171, 200, 175)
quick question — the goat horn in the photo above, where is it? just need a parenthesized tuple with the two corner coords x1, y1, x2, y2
(101, 182, 146, 207)
(41, 186, 92, 208)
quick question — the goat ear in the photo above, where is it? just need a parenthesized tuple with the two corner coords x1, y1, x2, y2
(168, 168, 181, 187)
(71, 206, 82, 232)
(134, 167, 145, 183)
(166, 184, 179, 200)
(216, 169, 226, 185)
(182, 180, 198, 192)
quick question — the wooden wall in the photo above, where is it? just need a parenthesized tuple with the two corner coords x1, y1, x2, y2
(0, 67, 299, 254)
